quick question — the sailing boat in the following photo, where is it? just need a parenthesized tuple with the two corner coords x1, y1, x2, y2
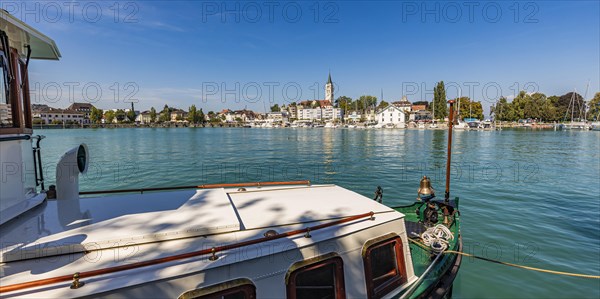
(430, 98, 438, 128)
(561, 89, 587, 130)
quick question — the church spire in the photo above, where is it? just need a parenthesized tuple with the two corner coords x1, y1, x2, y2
(325, 71, 334, 103)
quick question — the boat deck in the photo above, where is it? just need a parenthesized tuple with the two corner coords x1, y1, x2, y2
(0, 185, 397, 263)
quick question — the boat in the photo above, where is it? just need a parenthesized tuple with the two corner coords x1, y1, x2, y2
(0, 13, 462, 299)
(417, 122, 426, 129)
(560, 89, 589, 130)
(324, 122, 338, 128)
(454, 120, 468, 130)
(481, 120, 493, 130)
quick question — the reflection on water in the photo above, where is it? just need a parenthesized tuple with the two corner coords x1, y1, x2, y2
(36, 128, 600, 298)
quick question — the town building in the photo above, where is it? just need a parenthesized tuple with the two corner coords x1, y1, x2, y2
(346, 111, 362, 123)
(293, 74, 343, 121)
(170, 109, 188, 122)
(136, 111, 153, 124)
(32, 105, 85, 124)
(67, 102, 95, 124)
(233, 109, 257, 123)
(0, 103, 12, 126)
(376, 105, 407, 128)
(392, 96, 412, 113)
(286, 104, 298, 120)
(411, 104, 427, 111)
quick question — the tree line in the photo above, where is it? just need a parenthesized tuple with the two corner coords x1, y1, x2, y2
(89, 104, 211, 124)
(492, 91, 600, 122)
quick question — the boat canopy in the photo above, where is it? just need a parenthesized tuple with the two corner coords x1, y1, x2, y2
(0, 9, 61, 60)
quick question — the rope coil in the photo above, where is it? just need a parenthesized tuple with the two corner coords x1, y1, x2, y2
(421, 224, 454, 253)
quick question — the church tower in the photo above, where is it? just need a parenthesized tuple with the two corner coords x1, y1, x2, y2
(325, 72, 334, 104)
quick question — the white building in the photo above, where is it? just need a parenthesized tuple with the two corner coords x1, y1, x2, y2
(346, 111, 362, 122)
(266, 112, 287, 122)
(376, 105, 407, 128)
(33, 108, 85, 124)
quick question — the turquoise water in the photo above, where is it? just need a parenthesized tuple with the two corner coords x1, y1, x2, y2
(35, 128, 600, 298)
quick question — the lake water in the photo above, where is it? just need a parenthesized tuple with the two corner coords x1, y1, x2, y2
(35, 127, 600, 298)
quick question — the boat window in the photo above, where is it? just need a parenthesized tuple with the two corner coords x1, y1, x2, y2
(0, 52, 12, 127)
(286, 254, 345, 299)
(178, 279, 256, 299)
(363, 235, 407, 299)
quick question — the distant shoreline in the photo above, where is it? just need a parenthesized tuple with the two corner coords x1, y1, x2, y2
(31, 122, 574, 130)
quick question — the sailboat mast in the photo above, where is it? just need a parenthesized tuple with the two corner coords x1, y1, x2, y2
(445, 100, 456, 203)
(433, 95, 435, 121)
(571, 89, 575, 124)
(583, 80, 590, 121)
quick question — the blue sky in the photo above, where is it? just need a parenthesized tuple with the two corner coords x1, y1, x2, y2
(6, 1, 599, 116)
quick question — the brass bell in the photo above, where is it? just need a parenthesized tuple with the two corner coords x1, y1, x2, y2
(417, 176, 435, 198)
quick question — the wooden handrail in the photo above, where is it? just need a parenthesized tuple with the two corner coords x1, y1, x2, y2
(79, 180, 311, 195)
(0, 211, 374, 294)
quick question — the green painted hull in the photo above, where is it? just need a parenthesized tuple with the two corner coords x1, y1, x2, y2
(392, 198, 462, 299)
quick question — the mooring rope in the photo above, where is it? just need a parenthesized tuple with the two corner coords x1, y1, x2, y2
(408, 238, 600, 279)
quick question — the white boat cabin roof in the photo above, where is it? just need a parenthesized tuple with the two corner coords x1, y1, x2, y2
(1, 9, 61, 59)
(0, 185, 401, 263)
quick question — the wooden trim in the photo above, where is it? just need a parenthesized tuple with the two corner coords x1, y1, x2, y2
(362, 235, 408, 299)
(178, 278, 256, 299)
(9, 48, 22, 129)
(0, 47, 32, 135)
(80, 180, 312, 195)
(19, 58, 32, 129)
(0, 127, 28, 134)
(286, 253, 346, 299)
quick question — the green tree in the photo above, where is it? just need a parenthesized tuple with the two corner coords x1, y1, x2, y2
(199, 108, 205, 124)
(587, 92, 600, 121)
(150, 107, 157, 122)
(104, 110, 115, 123)
(540, 97, 558, 122)
(357, 95, 377, 111)
(510, 91, 528, 120)
(270, 104, 280, 112)
(523, 93, 547, 120)
(456, 97, 484, 120)
(377, 100, 389, 110)
(557, 92, 585, 121)
(491, 97, 511, 121)
(127, 102, 136, 122)
(335, 96, 352, 111)
(188, 105, 197, 124)
(159, 105, 170, 122)
(90, 107, 103, 124)
(433, 81, 447, 120)
(126, 110, 136, 122)
(115, 109, 126, 123)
